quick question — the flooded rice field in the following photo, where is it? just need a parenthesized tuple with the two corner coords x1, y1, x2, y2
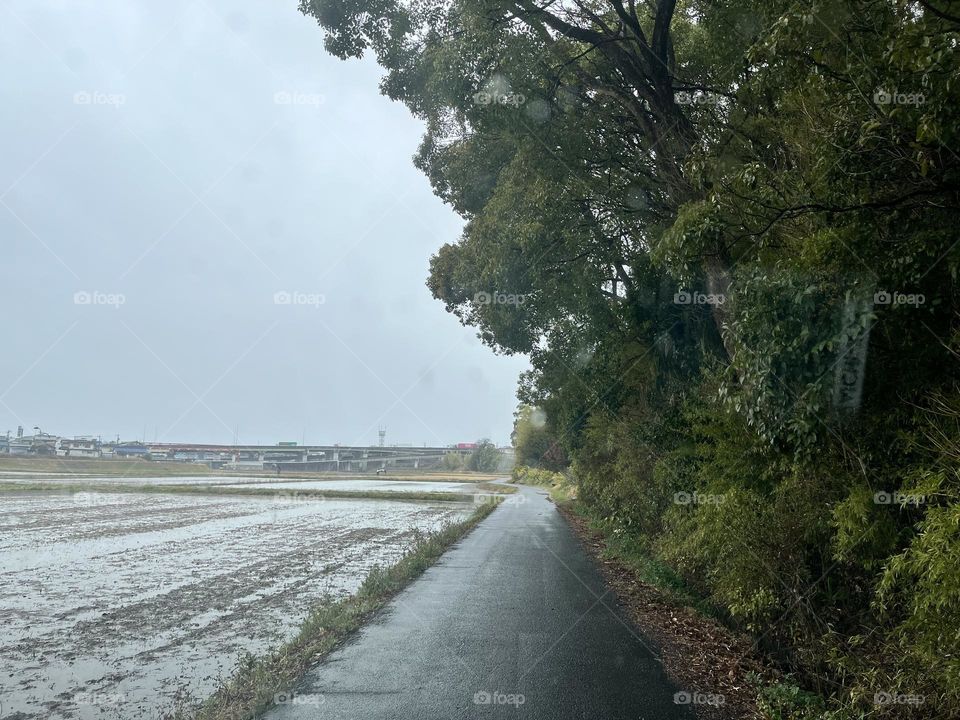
(220, 479, 480, 493)
(0, 475, 481, 494)
(0, 474, 238, 486)
(0, 490, 472, 719)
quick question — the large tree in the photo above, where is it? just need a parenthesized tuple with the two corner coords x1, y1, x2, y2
(301, 2, 960, 711)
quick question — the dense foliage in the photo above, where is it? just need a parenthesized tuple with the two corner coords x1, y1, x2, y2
(467, 438, 502, 472)
(511, 404, 568, 470)
(301, 0, 960, 716)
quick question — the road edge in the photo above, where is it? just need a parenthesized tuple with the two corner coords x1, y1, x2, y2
(555, 501, 774, 720)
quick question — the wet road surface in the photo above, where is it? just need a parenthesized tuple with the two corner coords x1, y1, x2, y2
(266, 483, 695, 720)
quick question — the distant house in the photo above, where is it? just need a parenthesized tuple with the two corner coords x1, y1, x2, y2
(56, 438, 101, 458)
(23, 433, 58, 456)
(8, 439, 31, 455)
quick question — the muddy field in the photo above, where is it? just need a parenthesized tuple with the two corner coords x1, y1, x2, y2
(0, 475, 484, 494)
(0, 490, 472, 719)
(220, 479, 482, 493)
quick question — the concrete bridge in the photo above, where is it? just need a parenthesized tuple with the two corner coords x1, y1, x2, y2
(143, 443, 478, 472)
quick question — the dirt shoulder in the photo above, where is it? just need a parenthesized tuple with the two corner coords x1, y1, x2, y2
(556, 503, 774, 720)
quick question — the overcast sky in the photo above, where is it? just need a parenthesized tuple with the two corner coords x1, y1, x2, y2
(0, 0, 528, 447)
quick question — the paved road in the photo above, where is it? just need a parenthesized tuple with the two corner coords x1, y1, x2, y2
(266, 484, 696, 720)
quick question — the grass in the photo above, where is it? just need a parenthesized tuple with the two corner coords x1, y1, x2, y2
(508, 467, 577, 502)
(165, 500, 500, 720)
(0, 480, 497, 504)
(0, 456, 214, 476)
(475, 481, 516, 495)
(546, 482, 576, 503)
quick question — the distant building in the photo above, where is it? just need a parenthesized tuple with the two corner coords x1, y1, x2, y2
(56, 438, 101, 458)
(8, 438, 31, 455)
(24, 433, 58, 456)
(114, 443, 150, 458)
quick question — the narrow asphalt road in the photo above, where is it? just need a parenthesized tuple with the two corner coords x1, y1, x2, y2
(265, 483, 696, 720)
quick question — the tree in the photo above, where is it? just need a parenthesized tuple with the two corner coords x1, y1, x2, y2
(512, 404, 568, 470)
(441, 451, 464, 470)
(466, 439, 501, 472)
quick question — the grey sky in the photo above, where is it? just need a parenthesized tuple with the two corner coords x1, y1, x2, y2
(0, 0, 528, 447)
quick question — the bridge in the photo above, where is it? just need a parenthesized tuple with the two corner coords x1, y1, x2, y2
(139, 443, 480, 472)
